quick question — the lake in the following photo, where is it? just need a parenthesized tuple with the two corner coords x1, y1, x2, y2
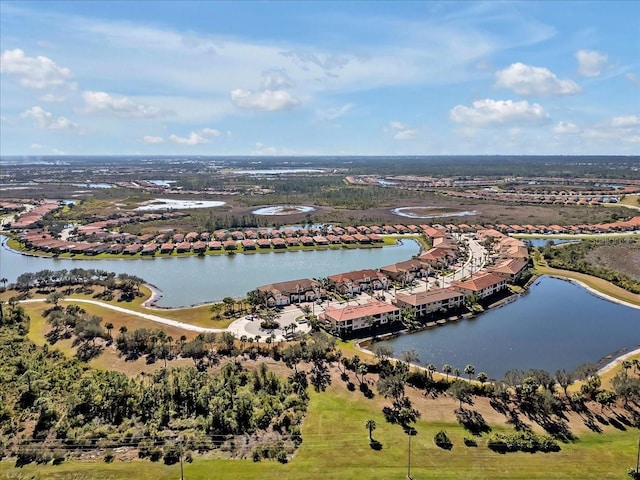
(0, 236, 419, 307)
(377, 276, 639, 380)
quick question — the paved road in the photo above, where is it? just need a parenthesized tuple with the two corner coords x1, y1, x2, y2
(21, 297, 311, 342)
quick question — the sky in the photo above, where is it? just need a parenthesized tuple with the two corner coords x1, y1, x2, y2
(1, 1, 639, 156)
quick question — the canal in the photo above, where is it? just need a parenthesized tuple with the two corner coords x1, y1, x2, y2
(0, 236, 420, 307)
(377, 276, 640, 380)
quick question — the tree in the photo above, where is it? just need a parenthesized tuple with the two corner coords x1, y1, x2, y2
(46, 291, 65, 306)
(400, 349, 419, 366)
(0, 277, 8, 289)
(365, 419, 376, 441)
(464, 364, 475, 381)
(443, 364, 452, 382)
(222, 297, 235, 316)
(477, 372, 488, 385)
(449, 380, 474, 408)
(554, 369, 574, 397)
(372, 344, 393, 362)
(595, 390, 616, 413)
(105, 322, 114, 341)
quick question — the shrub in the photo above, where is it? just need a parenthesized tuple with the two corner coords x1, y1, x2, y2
(103, 448, 115, 463)
(487, 431, 560, 454)
(434, 430, 453, 450)
(163, 444, 181, 465)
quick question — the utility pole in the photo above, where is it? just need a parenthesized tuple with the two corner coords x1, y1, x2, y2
(635, 435, 640, 479)
(407, 428, 416, 480)
(179, 436, 185, 480)
(407, 431, 412, 480)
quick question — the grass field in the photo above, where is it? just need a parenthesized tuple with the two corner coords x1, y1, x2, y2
(1, 381, 637, 480)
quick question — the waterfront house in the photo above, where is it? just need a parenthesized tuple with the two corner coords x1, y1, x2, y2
(141, 243, 159, 255)
(223, 240, 237, 250)
(160, 242, 174, 254)
(193, 241, 207, 253)
(176, 241, 191, 253)
(257, 278, 321, 306)
(241, 239, 256, 250)
(451, 272, 507, 300)
(486, 257, 529, 282)
(272, 238, 287, 249)
(208, 241, 222, 250)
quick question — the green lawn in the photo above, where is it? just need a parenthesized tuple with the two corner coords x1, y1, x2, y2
(2, 383, 637, 479)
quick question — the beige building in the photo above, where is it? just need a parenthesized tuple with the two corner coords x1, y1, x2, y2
(321, 300, 400, 335)
(394, 287, 465, 318)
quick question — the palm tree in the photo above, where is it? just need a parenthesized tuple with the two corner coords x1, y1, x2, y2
(443, 364, 452, 382)
(0, 277, 8, 290)
(105, 322, 114, 341)
(365, 419, 376, 441)
(453, 367, 461, 378)
(477, 372, 488, 385)
(464, 364, 475, 381)
(427, 364, 436, 381)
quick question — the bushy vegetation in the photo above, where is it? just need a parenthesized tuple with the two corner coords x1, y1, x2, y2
(540, 239, 640, 293)
(487, 431, 560, 453)
(0, 302, 309, 466)
(434, 430, 453, 450)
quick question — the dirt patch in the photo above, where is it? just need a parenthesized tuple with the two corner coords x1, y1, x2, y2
(585, 243, 640, 281)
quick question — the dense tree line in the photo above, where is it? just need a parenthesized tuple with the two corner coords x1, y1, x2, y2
(12, 269, 145, 302)
(0, 303, 310, 466)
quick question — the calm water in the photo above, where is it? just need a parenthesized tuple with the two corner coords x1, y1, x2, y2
(523, 238, 578, 247)
(378, 276, 640, 380)
(0, 236, 419, 307)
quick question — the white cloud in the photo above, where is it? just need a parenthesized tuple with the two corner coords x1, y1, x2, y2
(168, 128, 221, 146)
(82, 91, 165, 118)
(230, 88, 300, 111)
(142, 135, 164, 144)
(169, 132, 207, 145)
(200, 128, 221, 137)
(625, 73, 640, 86)
(449, 99, 549, 127)
(40, 93, 66, 103)
(0, 48, 73, 89)
(21, 106, 79, 131)
(575, 50, 608, 77)
(317, 103, 354, 122)
(30, 143, 45, 149)
(261, 69, 294, 90)
(610, 115, 639, 128)
(252, 141, 296, 155)
(387, 121, 420, 140)
(582, 115, 640, 144)
(50, 148, 65, 154)
(553, 121, 581, 134)
(495, 62, 581, 96)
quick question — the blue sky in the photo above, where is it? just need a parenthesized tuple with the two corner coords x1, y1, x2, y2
(1, 1, 638, 156)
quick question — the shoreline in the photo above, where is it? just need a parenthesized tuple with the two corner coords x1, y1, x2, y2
(544, 273, 640, 310)
(598, 347, 640, 376)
